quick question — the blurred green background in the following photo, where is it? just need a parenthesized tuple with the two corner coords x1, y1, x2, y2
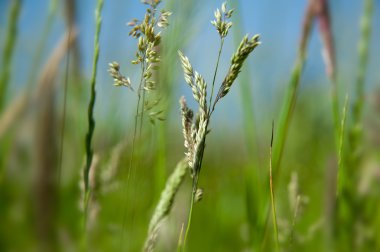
(0, 0, 379, 251)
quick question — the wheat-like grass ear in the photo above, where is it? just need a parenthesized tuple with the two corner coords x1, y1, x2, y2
(144, 158, 188, 252)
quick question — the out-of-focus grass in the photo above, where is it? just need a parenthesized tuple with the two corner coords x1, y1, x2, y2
(0, 1, 379, 252)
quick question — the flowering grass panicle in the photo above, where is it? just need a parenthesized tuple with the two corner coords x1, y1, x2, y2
(213, 34, 260, 107)
(178, 2, 260, 249)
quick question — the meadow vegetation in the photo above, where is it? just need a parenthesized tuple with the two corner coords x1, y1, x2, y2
(0, 0, 379, 251)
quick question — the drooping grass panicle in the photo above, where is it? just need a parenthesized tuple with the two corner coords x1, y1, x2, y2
(212, 34, 260, 111)
(108, 62, 133, 90)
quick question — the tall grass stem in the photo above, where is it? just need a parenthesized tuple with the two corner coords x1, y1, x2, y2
(269, 122, 279, 250)
(84, 0, 104, 212)
(336, 95, 349, 197)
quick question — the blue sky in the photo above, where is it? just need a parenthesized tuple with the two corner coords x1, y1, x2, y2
(0, 0, 379, 129)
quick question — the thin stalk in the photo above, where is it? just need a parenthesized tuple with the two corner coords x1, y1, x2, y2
(208, 38, 224, 114)
(127, 68, 147, 240)
(128, 62, 146, 182)
(272, 55, 306, 175)
(0, 0, 22, 111)
(177, 223, 185, 252)
(58, 25, 73, 185)
(181, 32, 224, 250)
(261, 24, 311, 240)
(272, 0, 314, 176)
(182, 178, 198, 252)
(336, 95, 349, 197)
(182, 132, 206, 250)
(120, 62, 146, 241)
(269, 122, 279, 250)
(84, 0, 104, 210)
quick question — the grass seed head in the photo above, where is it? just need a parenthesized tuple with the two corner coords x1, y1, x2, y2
(215, 34, 260, 104)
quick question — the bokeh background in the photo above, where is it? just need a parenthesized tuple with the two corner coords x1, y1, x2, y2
(0, 0, 379, 251)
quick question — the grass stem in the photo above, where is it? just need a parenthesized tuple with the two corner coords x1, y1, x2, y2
(84, 0, 104, 214)
(208, 38, 224, 115)
(270, 122, 279, 250)
(336, 95, 349, 197)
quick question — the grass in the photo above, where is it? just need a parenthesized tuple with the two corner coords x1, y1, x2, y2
(0, 1, 379, 251)
(0, 0, 22, 111)
(84, 0, 104, 220)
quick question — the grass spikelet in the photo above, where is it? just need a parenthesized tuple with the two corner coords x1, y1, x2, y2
(84, 0, 104, 214)
(213, 34, 260, 110)
(144, 159, 188, 252)
(178, 3, 260, 249)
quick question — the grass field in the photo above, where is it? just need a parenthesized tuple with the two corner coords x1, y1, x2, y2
(0, 0, 379, 251)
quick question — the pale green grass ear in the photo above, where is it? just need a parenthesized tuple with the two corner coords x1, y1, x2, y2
(144, 158, 188, 252)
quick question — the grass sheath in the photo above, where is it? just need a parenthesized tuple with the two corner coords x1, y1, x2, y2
(84, 0, 104, 215)
(144, 159, 188, 252)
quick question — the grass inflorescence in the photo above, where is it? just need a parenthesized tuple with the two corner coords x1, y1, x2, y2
(178, 2, 260, 249)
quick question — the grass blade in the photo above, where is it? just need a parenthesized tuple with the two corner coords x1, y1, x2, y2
(84, 0, 104, 216)
(269, 122, 279, 250)
(0, 0, 22, 111)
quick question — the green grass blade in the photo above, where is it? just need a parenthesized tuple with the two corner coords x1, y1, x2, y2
(0, 0, 22, 111)
(84, 0, 104, 213)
